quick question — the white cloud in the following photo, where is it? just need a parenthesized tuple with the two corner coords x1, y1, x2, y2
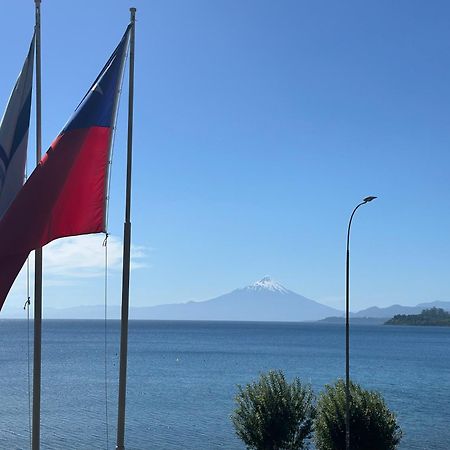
(21, 234, 148, 282)
(45, 234, 120, 277)
(1, 234, 149, 313)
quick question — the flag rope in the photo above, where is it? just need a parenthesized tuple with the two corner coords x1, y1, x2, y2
(23, 167, 32, 450)
(24, 257, 32, 450)
(104, 36, 130, 233)
(103, 233, 109, 449)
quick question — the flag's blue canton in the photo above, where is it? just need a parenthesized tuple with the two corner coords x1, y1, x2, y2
(62, 27, 130, 133)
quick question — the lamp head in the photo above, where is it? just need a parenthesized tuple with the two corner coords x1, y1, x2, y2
(363, 196, 377, 203)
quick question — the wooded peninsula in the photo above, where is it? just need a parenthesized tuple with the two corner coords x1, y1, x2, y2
(385, 308, 450, 326)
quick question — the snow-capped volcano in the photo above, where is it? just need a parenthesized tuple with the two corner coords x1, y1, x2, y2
(130, 277, 343, 321)
(244, 276, 289, 294)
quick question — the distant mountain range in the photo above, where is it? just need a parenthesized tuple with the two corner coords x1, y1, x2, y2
(2, 277, 449, 322)
(351, 301, 450, 318)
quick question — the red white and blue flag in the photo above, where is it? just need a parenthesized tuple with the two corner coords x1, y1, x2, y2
(0, 36, 34, 219)
(0, 26, 130, 310)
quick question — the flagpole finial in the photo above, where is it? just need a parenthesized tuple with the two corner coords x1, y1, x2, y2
(130, 7, 136, 23)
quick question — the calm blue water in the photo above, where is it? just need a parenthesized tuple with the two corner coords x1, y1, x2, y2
(0, 320, 449, 449)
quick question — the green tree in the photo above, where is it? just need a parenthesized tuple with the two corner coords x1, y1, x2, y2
(231, 370, 314, 450)
(314, 379, 402, 450)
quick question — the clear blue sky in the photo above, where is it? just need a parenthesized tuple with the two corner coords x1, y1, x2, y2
(1, 0, 450, 312)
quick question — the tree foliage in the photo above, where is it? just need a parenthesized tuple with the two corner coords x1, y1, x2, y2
(231, 370, 314, 450)
(386, 307, 450, 326)
(314, 379, 402, 450)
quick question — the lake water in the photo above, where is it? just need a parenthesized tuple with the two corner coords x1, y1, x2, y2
(0, 320, 449, 449)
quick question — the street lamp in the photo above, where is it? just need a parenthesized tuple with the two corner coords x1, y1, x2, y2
(345, 195, 377, 450)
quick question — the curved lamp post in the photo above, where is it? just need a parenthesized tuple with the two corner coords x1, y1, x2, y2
(345, 196, 377, 450)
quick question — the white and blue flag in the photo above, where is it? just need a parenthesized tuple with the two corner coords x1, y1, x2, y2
(0, 36, 34, 219)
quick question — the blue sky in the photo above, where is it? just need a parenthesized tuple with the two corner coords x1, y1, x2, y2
(1, 0, 450, 313)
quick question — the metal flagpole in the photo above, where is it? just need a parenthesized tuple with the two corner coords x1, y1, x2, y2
(116, 7, 136, 450)
(32, 1, 43, 450)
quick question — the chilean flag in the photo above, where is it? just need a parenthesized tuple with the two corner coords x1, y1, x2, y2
(0, 26, 130, 311)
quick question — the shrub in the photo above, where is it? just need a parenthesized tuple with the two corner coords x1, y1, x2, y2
(314, 379, 402, 450)
(231, 370, 314, 450)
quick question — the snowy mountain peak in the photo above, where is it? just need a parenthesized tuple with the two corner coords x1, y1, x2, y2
(245, 276, 290, 294)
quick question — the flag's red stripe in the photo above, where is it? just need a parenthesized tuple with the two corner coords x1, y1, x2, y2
(0, 127, 110, 310)
(0, 127, 110, 256)
(0, 252, 28, 311)
(44, 127, 110, 243)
